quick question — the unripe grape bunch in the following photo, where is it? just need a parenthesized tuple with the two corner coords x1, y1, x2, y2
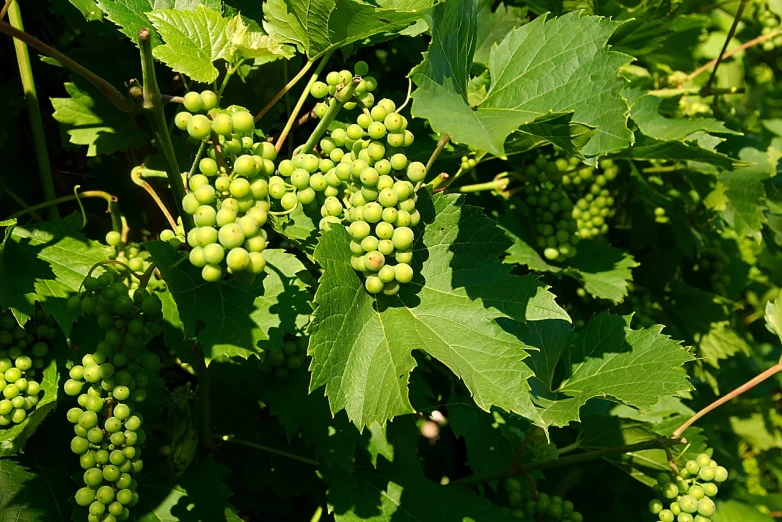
(648, 453, 728, 522)
(65, 272, 164, 521)
(504, 478, 584, 521)
(0, 308, 55, 426)
(173, 90, 274, 284)
(104, 231, 166, 294)
(258, 336, 308, 379)
(301, 61, 423, 295)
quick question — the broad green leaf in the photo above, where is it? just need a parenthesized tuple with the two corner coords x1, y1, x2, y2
(474, 1, 527, 66)
(146, 242, 311, 363)
(712, 501, 775, 522)
(134, 460, 232, 522)
(326, 465, 518, 522)
(765, 295, 782, 342)
(410, 2, 633, 158)
(96, 0, 222, 45)
(718, 148, 777, 242)
(0, 215, 106, 334)
(148, 6, 231, 83)
(729, 412, 782, 451)
(309, 191, 569, 429)
(610, 138, 741, 170)
(51, 82, 146, 156)
(68, 0, 104, 21)
(0, 457, 71, 519)
(271, 204, 320, 256)
(530, 313, 694, 428)
(626, 89, 739, 141)
(0, 359, 59, 457)
(225, 15, 295, 62)
(262, 0, 432, 60)
(563, 241, 639, 303)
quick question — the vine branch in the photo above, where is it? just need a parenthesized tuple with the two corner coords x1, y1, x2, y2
(672, 361, 782, 438)
(220, 434, 320, 466)
(130, 166, 178, 230)
(701, 0, 746, 98)
(138, 27, 192, 232)
(686, 27, 782, 81)
(0, 20, 135, 113)
(254, 59, 314, 122)
(5, 190, 119, 224)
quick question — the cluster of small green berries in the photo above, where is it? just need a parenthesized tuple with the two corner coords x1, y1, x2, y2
(648, 454, 728, 522)
(0, 309, 54, 426)
(174, 90, 255, 141)
(758, 8, 782, 51)
(174, 94, 275, 284)
(622, 289, 665, 329)
(563, 158, 619, 240)
(310, 60, 376, 115)
(104, 232, 159, 293)
(460, 156, 477, 172)
(258, 336, 308, 379)
(503, 479, 583, 521)
(65, 273, 163, 521)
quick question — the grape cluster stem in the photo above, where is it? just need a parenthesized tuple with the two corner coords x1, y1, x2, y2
(299, 77, 360, 155)
(4, 191, 120, 230)
(131, 167, 178, 230)
(138, 27, 192, 232)
(219, 434, 320, 466)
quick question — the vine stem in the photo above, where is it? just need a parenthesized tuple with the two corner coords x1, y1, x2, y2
(298, 77, 360, 154)
(0, 20, 135, 113)
(219, 434, 320, 466)
(275, 51, 333, 154)
(0, 0, 12, 19)
(425, 134, 450, 177)
(672, 361, 782, 438)
(458, 178, 509, 193)
(138, 28, 192, 232)
(5, 190, 119, 224)
(7, 0, 57, 221)
(130, 166, 178, 230)
(686, 20, 781, 81)
(254, 59, 314, 122)
(701, 0, 746, 98)
(449, 437, 686, 487)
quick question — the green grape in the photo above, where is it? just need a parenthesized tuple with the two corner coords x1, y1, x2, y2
(698, 466, 716, 482)
(291, 169, 311, 188)
(392, 227, 414, 250)
(187, 114, 212, 140)
(363, 203, 383, 223)
(349, 221, 371, 240)
(281, 192, 298, 210)
(375, 222, 394, 240)
(76, 487, 96, 506)
(659, 510, 674, 522)
(367, 122, 386, 139)
(226, 248, 250, 272)
(232, 112, 255, 133)
(311, 81, 329, 98)
(248, 252, 267, 274)
(649, 499, 664, 514)
(211, 114, 233, 135)
(233, 155, 257, 177)
(713, 466, 728, 483)
(183, 92, 203, 112)
(365, 276, 384, 294)
(407, 162, 426, 183)
(696, 498, 715, 517)
(200, 89, 218, 110)
(105, 231, 122, 247)
(354, 61, 369, 76)
(174, 112, 192, 130)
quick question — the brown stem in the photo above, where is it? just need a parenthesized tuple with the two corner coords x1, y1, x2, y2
(687, 27, 780, 82)
(130, 166, 177, 229)
(425, 134, 450, 177)
(254, 59, 314, 122)
(210, 132, 226, 175)
(449, 437, 686, 487)
(0, 21, 135, 113)
(0, 0, 12, 19)
(672, 362, 782, 438)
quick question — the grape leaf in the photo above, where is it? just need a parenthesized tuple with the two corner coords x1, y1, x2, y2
(309, 191, 569, 429)
(626, 89, 739, 141)
(68, 0, 104, 21)
(765, 295, 782, 342)
(718, 147, 777, 242)
(146, 242, 311, 363)
(51, 81, 147, 157)
(0, 457, 71, 519)
(410, 0, 633, 158)
(135, 460, 232, 522)
(96, 0, 222, 45)
(147, 6, 231, 83)
(0, 215, 106, 334)
(528, 313, 694, 428)
(610, 137, 741, 170)
(563, 241, 639, 303)
(271, 205, 320, 256)
(0, 358, 59, 457)
(225, 15, 294, 63)
(262, 0, 432, 60)
(712, 501, 776, 522)
(474, 1, 527, 66)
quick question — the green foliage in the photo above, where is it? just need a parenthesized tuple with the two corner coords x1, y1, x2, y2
(4, 0, 782, 520)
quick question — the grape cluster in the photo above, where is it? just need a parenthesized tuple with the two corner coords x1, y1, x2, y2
(65, 273, 163, 521)
(174, 90, 274, 284)
(460, 156, 477, 172)
(520, 153, 620, 262)
(648, 454, 728, 522)
(258, 336, 308, 379)
(104, 232, 158, 294)
(293, 63, 422, 295)
(310, 60, 377, 113)
(0, 309, 54, 426)
(504, 479, 583, 521)
(757, 7, 782, 51)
